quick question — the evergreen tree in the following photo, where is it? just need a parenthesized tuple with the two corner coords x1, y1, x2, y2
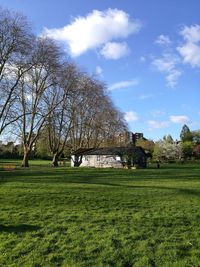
(163, 134, 174, 144)
(180, 124, 193, 142)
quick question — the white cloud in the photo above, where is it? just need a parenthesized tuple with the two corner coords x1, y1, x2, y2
(108, 79, 138, 91)
(100, 42, 129, 59)
(177, 41, 200, 67)
(148, 120, 169, 129)
(152, 53, 181, 87)
(152, 53, 178, 72)
(177, 25, 200, 67)
(124, 111, 139, 122)
(166, 69, 182, 87)
(155, 34, 172, 46)
(179, 24, 200, 43)
(95, 66, 103, 75)
(148, 115, 189, 129)
(170, 115, 190, 124)
(42, 9, 142, 57)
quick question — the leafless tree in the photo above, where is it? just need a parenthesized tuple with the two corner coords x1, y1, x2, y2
(45, 63, 79, 167)
(14, 37, 63, 167)
(69, 75, 127, 152)
(0, 7, 33, 135)
(68, 75, 103, 151)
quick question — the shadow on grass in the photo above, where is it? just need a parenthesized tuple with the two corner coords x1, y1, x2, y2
(1, 165, 200, 188)
(0, 224, 41, 233)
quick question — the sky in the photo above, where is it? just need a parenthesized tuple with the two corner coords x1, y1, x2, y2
(1, 0, 200, 141)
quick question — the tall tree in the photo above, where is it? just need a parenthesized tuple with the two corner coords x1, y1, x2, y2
(46, 63, 79, 167)
(181, 141, 194, 160)
(0, 7, 33, 135)
(15, 37, 63, 167)
(180, 124, 192, 142)
(136, 138, 155, 154)
(69, 76, 127, 152)
(163, 134, 174, 144)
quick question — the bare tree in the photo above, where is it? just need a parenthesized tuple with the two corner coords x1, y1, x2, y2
(69, 75, 127, 152)
(45, 63, 79, 167)
(69, 75, 103, 151)
(14, 37, 63, 167)
(96, 100, 128, 147)
(0, 7, 33, 135)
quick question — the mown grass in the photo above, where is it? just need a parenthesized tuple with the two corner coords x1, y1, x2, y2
(0, 159, 52, 169)
(0, 163, 200, 266)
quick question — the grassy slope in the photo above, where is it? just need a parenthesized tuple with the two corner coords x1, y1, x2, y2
(0, 164, 200, 266)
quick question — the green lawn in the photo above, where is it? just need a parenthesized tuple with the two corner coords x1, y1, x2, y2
(0, 163, 200, 266)
(0, 159, 52, 168)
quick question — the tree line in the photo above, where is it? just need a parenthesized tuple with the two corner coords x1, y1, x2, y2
(0, 7, 127, 167)
(137, 124, 200, 163)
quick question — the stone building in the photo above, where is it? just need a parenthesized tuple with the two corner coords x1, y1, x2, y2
(71, 146, 148, 168)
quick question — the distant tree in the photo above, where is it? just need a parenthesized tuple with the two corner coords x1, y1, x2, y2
(181, 141, 194, 160)
(136, 138, 155, 154)
(152, 143, 163, 162)
(192, 130, 200, 144)
(163, 134, 174, 144)
(153, 140, 182, 162)
(180, 124, 193, 142)
(193, 144, 200, 159)
(35, 128, 51, 159)
(0, 141, 22, 158)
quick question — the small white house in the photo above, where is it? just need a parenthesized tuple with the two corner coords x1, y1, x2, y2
(71, 147, 147, 168)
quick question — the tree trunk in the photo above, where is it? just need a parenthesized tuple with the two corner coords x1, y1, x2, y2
(52, 153, 59, 167)
(21, 148, 30, 167)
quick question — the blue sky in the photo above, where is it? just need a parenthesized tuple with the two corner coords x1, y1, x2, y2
(1, 0, 200, 141)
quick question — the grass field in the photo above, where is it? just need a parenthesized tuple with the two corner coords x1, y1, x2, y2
(0, 159, 52, 168)
(0, 163, 200, 266)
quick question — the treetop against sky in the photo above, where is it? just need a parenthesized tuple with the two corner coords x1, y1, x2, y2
(0, 0, 200, 140)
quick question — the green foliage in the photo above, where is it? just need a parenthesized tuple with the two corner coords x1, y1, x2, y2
(193, 144, 200, 159)
(1, 164, 200, 266)
(181, 141, 194, 159)
(136, 139, 155, 154)
(35, 129, 51, 159)
(163, 134, 174, 144)
(192, 130, 200, 144)
(180, 124, 193, 142)
(152, 143, 163, 161)
(0, 142, 22, 159)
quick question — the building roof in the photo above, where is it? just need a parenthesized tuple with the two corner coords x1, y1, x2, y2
(73, 146, 147, 156)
